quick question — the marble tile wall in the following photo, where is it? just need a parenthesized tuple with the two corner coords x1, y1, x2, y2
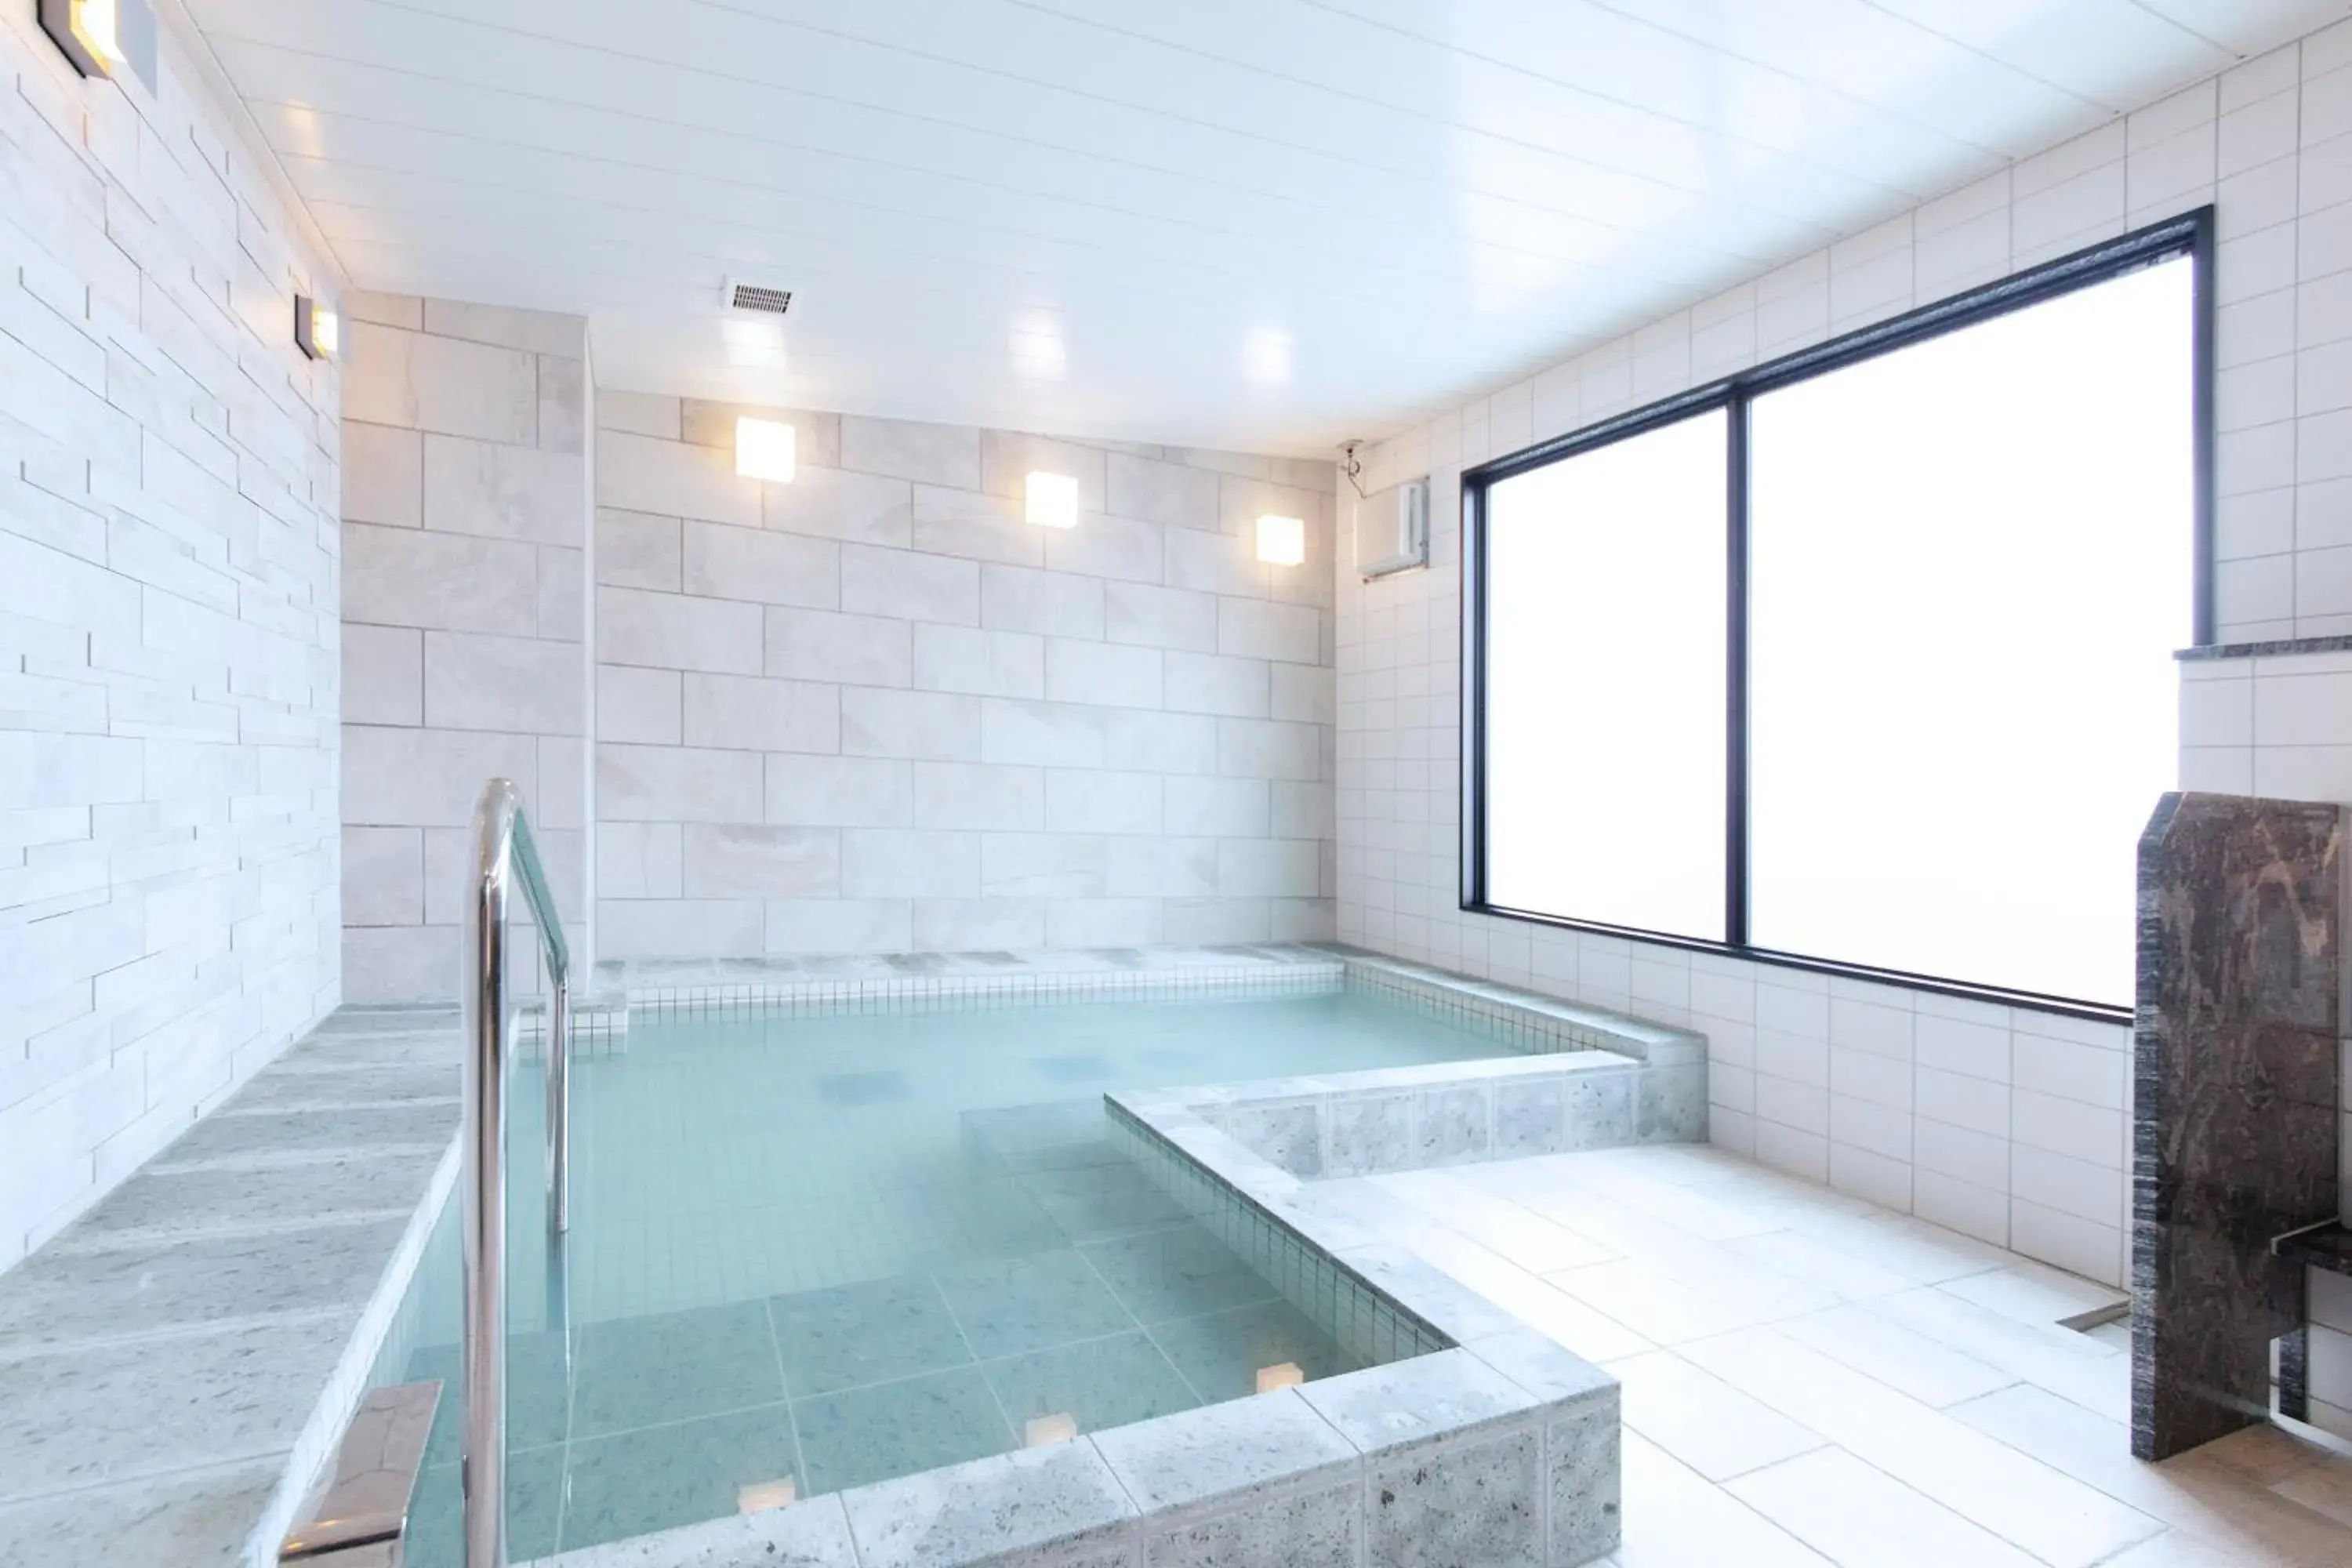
(339, 296, 593, 1000)
(0, 7, 341, 1272)
(1319, 13, 2352, 1289)
(590, 394, 1337, 956)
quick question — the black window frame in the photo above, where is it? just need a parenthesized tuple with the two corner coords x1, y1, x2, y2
(1459, 207, 2215, 1024)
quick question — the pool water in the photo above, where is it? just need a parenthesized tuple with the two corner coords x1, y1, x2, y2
(385, 988, 1513, 1562)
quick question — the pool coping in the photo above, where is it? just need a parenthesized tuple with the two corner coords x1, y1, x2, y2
(0, 1005, 466, 1568)
(1146, 1049, 1708, 1178)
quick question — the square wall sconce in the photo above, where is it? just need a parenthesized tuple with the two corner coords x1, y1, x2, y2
(736, 416, 796, 484)
(1025, 470, 1079, 529)
(295, 296, 338, 361)
(1256, 514, 1305, 566)
(41, 0, 123, 78)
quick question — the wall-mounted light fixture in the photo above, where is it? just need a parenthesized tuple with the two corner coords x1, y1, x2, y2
(40, 0, 123, 78)
(1025, 471, 1079, 530)
(294, 296, 338, 361)
(1256, 514, 1305, 566)
(735, 416, 796, 484)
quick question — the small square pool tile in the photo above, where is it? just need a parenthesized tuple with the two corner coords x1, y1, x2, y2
(932, 1249, 1135, 1359)
(1025, 1052, 1114, 1084)
(768, 1274, 975, 1396)
(402, 1445, 562, 1568)
(1022, 1163, 1191, 1242)
(979, 1330, 1202, 1439)
(1081, 1225, 1279, 1324)
(815, 1071, 911, 1107)
(1151, 1299, 1349, 1404)
(572, 1300, 785, 1437)
(406, 1328, 571, 1465)
(793, 1367, 1014, 1495)
(561, 1403, 800, 1552)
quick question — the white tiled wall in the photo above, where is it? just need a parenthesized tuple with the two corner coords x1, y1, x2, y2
(591, 394, 1336, 957)
(339, 295, 592, 1001)
(1325, 20, 2352, 1287)
(0, 9, 340, 1269)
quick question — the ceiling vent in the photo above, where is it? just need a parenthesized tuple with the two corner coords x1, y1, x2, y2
(724, 277, 793, 316)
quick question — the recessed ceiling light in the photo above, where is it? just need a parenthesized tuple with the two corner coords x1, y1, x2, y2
(1026, 471, 1079, 530)
(1245, 328, 1292, 387)
(723, 316, 786, 370)
(295, 296, 338, 361)
(1256, 514, 1305, 566)
(40, 0, 122, 78)
(736, 417, 796, 484)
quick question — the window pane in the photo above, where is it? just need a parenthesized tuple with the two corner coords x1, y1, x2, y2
(1746, 259, 2195, 1005)
(1484, 409, 1728, 940)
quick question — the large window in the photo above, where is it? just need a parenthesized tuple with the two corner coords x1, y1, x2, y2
(1465, 213, 2206, 1012)
(1485, 412, 1727, 941)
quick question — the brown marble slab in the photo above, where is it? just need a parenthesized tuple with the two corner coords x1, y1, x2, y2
(2132, 792, 2347, 1460)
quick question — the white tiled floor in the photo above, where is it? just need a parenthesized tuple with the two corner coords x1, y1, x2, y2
(1318, 1145, 2352, 1567)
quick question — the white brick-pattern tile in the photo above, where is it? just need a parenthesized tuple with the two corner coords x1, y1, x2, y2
(590, 398, 1337, 956)
(339, 296, 591, 1001)
(0, 8, 340, 1272)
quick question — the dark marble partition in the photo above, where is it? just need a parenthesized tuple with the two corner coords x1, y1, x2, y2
(2132, 791, 2347, 1460)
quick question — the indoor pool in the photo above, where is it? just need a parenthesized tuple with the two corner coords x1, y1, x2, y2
(376, 986, 1521, 1562)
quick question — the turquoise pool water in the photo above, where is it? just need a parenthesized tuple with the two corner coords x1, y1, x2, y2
(383, 987, 1513, 1562)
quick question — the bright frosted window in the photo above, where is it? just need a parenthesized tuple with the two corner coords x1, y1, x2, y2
(1484, 409, 1727, 941)
(1745, 258, 2195, 1004)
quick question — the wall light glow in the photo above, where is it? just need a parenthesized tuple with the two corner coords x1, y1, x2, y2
(295, 295, 338, 361)
(41, 0, 123, 77)
(1026, 471, 1079, 529)
(736, 417, 796, 484)
(1011, 308, 1067, 380)
(1256, 514, 1305, 565)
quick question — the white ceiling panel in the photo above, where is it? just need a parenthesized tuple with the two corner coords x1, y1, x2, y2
(183, 0, 2352, 454)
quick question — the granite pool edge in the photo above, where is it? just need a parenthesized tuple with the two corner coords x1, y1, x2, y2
(1146, 1050, 1708, 1178)
(243, 1130, 462, 1567)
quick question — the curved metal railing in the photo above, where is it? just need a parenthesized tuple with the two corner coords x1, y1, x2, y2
(461, 778, 572, 1568)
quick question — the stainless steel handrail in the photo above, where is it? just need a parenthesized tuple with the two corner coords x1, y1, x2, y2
(462, 778, 572, 1568)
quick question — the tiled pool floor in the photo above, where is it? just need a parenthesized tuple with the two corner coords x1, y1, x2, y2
(1323, 1144, 2352, 1568)
(386, 991, 1517, 1560)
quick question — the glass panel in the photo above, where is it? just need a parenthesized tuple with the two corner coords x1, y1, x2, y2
(1484, 408, 1730, 940)
(1745, 257, 2196, 1005)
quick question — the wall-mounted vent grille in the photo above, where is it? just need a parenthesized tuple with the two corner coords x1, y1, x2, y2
(725, 278, 793, 316)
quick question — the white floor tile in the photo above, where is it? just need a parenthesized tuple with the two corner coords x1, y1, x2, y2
(1613, 1432, 1833, 1567)
(1546, 1250, 1834, 1346)
(1722, 1227, 1922, 1301)
(1950, 1385, 2352, 1566)
(1330, 1143, 2352, 1568)
(1728, 1446, 2044, 1568)
(2270, 1457, 2352, 1532)
(1862, 1285, 2130, 1420)
(1606, 1349, 1828, 1481)
(1937, 1259, 2127, 1327)
(1773, 1303, 2020, 1407)
(1680, 1328, 2164, 1566)
(1366, 1168, 1618, 1271)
